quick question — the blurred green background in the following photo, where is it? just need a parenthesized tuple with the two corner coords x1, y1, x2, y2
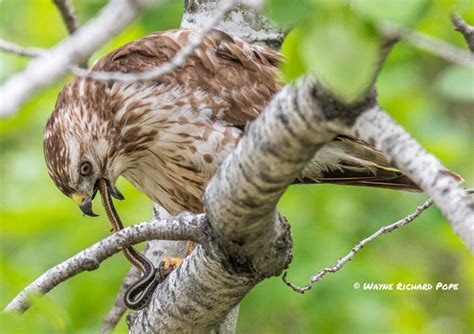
(0, 0, 472, 333)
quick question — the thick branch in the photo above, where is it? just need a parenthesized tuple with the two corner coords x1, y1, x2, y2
(129, 77, 379, 332)
(182, 0, 284, 50)
(127, 2, 287, 332)
(4, 214, 207, 314)
(0, 0, 164, 117)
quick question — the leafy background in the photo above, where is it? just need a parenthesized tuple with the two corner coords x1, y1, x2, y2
(0, 0, 472, 333)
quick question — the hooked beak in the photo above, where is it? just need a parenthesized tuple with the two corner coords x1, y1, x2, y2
(71, 179, 124, 217)
(72, 193, 98, 217)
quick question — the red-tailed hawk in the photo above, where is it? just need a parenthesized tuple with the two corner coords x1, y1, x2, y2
(44, 29, 418, 216)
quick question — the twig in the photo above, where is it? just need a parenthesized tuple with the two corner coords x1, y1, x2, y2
(71, 0, 237, 82)
(53, 0, 80, 35)
(450, 13, 474, 53)
(0, 39, 44, 58)
(0, 0, 165, 117)
(52, 0, 89, 68)
(283, 188, 474, 293)
(100, 267, 140, 334)
(3, 214, 207, 314)
(0, 38, 85, 74)
(354, 107, 474, 251)
(402, 29, 474, 67)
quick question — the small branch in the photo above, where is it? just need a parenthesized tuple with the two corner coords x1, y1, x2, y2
(4, 214, 207, 314)
(53, 0, 80, 35)
(401, 28, 474, 67)
(71, 0, 238, 82)
(282, 189, 474, 293)
(0, 0, 165, 117)
(353, 107, 474, 251)
(0, 39, 44, 58)
(53, 0, 89, 68)
(450, 13, 474, 52)
(100, 267, 140, 334)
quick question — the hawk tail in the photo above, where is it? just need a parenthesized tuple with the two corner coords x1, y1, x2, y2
(296, 136, 463, 192)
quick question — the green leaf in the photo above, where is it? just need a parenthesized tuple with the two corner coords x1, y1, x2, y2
(301, 9, 380, 103)
(435, 65, 474, 102)
(265, 0, 313, 27)
(280, 28, 307, 81)
(353, 0, 429, 26)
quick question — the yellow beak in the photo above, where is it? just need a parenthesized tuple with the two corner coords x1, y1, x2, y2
(72, 193, 86, 205)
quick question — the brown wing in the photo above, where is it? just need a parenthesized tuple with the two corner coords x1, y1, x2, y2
(92, 29, 282, 126)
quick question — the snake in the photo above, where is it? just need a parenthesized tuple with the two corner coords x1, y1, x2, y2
(98, 178, 159, 310)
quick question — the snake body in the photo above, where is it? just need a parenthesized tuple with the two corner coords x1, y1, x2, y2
(98, 178, 159, 310)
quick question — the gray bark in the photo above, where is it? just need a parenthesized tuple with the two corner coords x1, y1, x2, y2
(129, 2, 286, 332)
(182, 0, 284, 49)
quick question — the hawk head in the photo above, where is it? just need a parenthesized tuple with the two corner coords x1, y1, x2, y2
(43, 81, 124, 216)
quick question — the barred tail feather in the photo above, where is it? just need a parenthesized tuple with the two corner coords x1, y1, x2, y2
(296, 136, 462, 192)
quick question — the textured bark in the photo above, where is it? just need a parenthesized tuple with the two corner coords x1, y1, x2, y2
(450, 13, 474, 53)
(129, 2, 285, 332)
(182, 0, 284, 49)
(128, 75, 376, 332)
(53, 0, 80, 35)
(4, 215, 206, 313)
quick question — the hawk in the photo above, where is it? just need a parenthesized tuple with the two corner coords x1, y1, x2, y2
(44, 29, 419, 218)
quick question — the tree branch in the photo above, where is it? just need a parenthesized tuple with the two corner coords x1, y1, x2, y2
(124, 40, 471, 330)
(127, 75, 378, 332)
(53, 0, 89, 68)
(450, 13, 474, 52)
(283, 188, 474, 293)
(100, 205, 189, 333)
(400, 28, 474, 67)
(127, 2, 285, 332)
(3, 214, 207, 314)
(3, 3, 470, 333)
(182, 0, 284, 50)
(0, 0, 165, 117)
(100, 267, 140, 334)
(53, 0, 80, 35)
(351, 107, 474, 251)
(0, 39, 44, 58)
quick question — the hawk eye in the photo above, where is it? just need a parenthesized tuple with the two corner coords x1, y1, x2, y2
(79, 161, 92, 176)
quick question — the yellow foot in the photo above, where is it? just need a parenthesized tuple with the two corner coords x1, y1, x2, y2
(155, 241, 196, 282)
(161, 256, 184, 270)
(186, 241, 196, 256)
(156, 256, 184, 282)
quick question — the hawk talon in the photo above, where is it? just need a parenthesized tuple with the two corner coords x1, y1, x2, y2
(156, 256, 184, 282)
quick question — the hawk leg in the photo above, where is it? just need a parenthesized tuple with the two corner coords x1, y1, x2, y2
(156, 241, 196, 281)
